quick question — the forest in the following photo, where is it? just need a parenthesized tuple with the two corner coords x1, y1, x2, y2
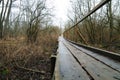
(0, 0, 120, 80)
(64, 0, 120, 53)
(0, 0, 60, 79)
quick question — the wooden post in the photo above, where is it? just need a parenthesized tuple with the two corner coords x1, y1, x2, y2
(76, 27, 88, 45)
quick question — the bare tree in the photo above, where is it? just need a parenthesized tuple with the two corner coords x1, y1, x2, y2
(0, 0, 15, 39)
(22, 0, 50, 43)
(65, 0, 120, 52)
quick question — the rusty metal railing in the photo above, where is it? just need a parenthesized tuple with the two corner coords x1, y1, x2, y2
(63, 0, 111, 44)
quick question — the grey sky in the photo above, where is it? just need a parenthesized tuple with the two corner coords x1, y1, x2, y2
(46, 0, 71, 28)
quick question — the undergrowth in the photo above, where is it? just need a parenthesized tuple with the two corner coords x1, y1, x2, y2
(0, 32, 59, 80)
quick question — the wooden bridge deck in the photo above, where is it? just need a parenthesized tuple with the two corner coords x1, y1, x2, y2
(54, 36, 120, 80)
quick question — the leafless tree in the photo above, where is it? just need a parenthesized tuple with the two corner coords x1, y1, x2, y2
(0, 0, 17, 39)
(65, 0, 120, 52)
(21, 0, 50, 43)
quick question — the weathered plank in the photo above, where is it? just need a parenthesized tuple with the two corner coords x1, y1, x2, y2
(67, 40, 120, 72)
(63, 38, 120, 80)
(56, 37, 90, 80)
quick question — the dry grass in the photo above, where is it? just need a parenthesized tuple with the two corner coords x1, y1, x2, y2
(0, 32, 58, 80)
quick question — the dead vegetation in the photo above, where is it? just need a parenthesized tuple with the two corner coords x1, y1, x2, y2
(0, 0, 60, 79)
(0, 27, 59, 80)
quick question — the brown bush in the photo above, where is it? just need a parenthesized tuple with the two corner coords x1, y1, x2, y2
(0, 26, 60, 80)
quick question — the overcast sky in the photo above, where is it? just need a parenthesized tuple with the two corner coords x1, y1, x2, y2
(46, 0, 71, 28)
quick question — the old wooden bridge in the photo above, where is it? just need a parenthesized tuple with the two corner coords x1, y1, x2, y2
(52, 0, 120, 80)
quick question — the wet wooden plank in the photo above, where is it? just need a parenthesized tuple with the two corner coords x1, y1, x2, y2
(63, 38, 120, 80)
(57, 37, 90, 80)
(67, 42, 120, 72)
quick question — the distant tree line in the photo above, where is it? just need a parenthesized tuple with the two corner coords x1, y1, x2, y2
(65, 0, 120, 52)
(0, 0, 60, 44)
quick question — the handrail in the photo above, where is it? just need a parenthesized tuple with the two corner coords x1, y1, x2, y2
(64, 0, 111, 33)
